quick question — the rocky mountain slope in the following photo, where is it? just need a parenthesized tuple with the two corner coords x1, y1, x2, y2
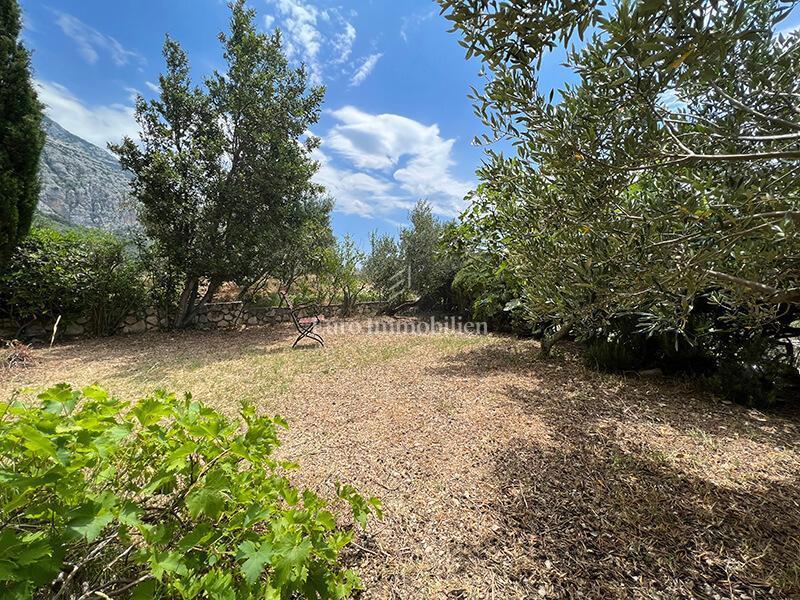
(37, 117, 138, 232)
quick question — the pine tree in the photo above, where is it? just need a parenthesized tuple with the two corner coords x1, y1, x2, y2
(0, 0, 44, 268)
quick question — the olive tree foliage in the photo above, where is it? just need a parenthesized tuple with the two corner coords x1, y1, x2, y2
(364, 201, 459, 308)
(111, 0, 325, 328)
(440, 0, 800, 358)
(0, 0, 44, 269)
(363, 232, 403, 300)
(312, 235, 367, 315)
(401, 201, 458, 300)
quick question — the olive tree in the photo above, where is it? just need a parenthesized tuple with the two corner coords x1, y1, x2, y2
(441, 0, 800, 360)
(363, 232, 403, 301)
(363, 201, 460, 311)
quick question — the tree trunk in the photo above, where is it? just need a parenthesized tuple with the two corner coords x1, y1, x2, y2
(539, 320, 574, 357)
(181, 278, 222, 328)
(174, 277, 199, 329)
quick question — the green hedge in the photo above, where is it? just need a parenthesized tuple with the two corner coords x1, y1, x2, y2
(0, 227, 145, 338)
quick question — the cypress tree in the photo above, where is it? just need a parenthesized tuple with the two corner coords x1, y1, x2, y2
(0, 0, 44, 268)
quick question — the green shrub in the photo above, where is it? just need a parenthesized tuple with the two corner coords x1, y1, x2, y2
(0, 227, 146, 338)
(711, 337, 800, 406)
(583, 336, 645, 372)
(581, 312, 799, 406)
(136, 236, 182, 328)
(0, 385, 381, 598)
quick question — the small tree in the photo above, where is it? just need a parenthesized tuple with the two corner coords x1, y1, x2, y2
(0, 0, 44, 268)
(315, 235, 366, 316)
(401, 201, 456, 300)
(363, 201, 460, 312)
(112, 0, 325, 328)
(363, 232, 403, 301)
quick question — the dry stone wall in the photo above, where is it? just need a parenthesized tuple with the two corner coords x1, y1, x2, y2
(1, 301, 389, 341)
(193, 301, 388, 331)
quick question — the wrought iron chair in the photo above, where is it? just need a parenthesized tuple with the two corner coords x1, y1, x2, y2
(280, 292, 325, 348)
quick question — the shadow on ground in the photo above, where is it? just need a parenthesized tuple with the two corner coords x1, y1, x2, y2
(428, 340, 800, 444)
(479, 431, 800, 597)
(428, 343, 800, 597)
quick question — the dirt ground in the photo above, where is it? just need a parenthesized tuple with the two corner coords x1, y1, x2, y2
(2, 318, 799, 599)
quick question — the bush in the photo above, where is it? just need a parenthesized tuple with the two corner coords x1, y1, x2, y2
(0, 384, 381, 598)
(451, 259, 526, 332)
(0, 227, 145, 338)
(583, 336, 645, 373)
(711, 337, 800, 406)
(581, 312, 800, 406)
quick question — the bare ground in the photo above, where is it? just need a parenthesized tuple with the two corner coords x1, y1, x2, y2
(2, 319, 799, 599)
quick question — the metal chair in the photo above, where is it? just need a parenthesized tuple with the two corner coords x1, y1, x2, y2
(280, 292, 325, 348)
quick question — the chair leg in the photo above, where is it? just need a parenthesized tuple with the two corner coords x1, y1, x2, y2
(293, 326, 312, 348)
(305, 325, 324, 347)
(292, 332, 305, 348)
(293, 325, 323, 348)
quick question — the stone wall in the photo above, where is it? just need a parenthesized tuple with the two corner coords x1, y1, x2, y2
(1, 301, 389, 341)
(193, 301, 388, 331)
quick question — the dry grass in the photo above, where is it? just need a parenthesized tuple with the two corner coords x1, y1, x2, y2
(2, 318, 799, 599)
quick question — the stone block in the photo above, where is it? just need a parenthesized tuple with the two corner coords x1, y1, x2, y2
(125, 319, 147, 334)
(64, 323, 85, 337)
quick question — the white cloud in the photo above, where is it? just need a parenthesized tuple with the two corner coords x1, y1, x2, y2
(332, 22, 357, 64)
(123, 87, 141, 103)
(400, 9, 436, 43)
(36, 80, 137, 149)
(658, 89, 686, 111)
(319, 106, 473, 217)
(271, 0, 325, 83)
(313, 148, 411, 217)
(54, 11, 143, 67)
(264, 14, 275, 29)
(268, 0, 357, 84)
(145, 81, 160, 94)
(349, 53, 382, 87)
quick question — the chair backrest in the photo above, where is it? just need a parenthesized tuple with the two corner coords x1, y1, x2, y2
(279, 291, 294, 310)
(279, 292, 302, 329)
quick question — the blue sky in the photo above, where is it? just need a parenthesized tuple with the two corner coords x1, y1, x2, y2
(19, 0, 494, 246)
(20, 1, 800, 247)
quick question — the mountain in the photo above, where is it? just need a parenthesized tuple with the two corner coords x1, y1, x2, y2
(37, 117, 138, 232)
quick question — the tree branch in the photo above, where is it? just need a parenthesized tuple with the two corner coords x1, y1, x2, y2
(711, 83, 800, 131)
(705, 269, 800, 304)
